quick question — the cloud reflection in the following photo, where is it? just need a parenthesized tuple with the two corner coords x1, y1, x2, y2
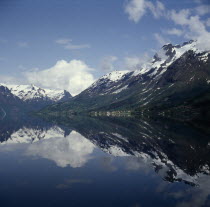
(26, 131, 95, 168)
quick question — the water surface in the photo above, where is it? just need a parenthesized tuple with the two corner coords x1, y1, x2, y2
(0, 115, 210, 207)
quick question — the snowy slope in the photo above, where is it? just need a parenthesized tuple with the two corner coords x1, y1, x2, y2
(0, 84, 72, 102)
(82, 40, 210, 97)
(85, 70, 131, 96)
(99, 70, 130, 82)
(133, 40, 209, 77)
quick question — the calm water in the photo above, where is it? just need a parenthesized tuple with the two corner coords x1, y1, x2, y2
(0, 114, 210, 207)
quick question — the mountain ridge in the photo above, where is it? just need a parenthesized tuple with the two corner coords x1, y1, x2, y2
(0, 83, 72, 114)
(40, 40, 210, 121)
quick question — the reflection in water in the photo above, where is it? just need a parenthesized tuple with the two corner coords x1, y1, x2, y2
(0, 115, 210, 206)
(171, 176, 210, 207)
(56, 178, 92, 189)
(0, 107, 6, 120)
(26, 131, 95, 168)
(2, 126, 66, 144)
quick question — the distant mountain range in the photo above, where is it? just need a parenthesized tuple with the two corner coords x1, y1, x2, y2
(0, 84, 72, 114)
(41, 40, 210, 121)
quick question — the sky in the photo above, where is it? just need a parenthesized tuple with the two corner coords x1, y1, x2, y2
(0, 0, 210, 96)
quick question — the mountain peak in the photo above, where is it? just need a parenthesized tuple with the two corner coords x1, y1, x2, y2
(0, 83, 72, 102)
(182, 39, 195, 47)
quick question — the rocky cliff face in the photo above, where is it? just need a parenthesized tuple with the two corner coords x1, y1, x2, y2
(0, 85, 24, 115)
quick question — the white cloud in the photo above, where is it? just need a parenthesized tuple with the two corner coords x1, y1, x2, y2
(124, 0, 146, 23)
(0, 75, 23, 85)
(206, 18, 210, 27)
(170, 9, 210, 50)
(55, 38, 72, 44)
(195, 5, 210, 15)
(100, 56, 118, 71)
(124, 53, 150, 70)
(26, 131, 95, 168)
(154, 33, 169, 45)
(170, 175, 210, 207)
(124, 0, 210, 50)
(146, 0, 165, 19)
(64, 43, 90, 50)
(170, 9, 191, 25)
(24, 59, 95, 96)
(17, 41, 29, 48)
(124, 0, 165, 23)
(56, 38, 90, 50)
(166, 28, 183, 36)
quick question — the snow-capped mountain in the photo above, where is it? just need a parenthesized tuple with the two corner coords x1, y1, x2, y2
(85, 40, 210, 96)
(41, 40, 210, 120)
(0, 83, 72, 113)
(0, 84, 72, 102)
(86, 70, 131, 96)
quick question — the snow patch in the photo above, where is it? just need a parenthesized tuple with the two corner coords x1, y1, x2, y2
(96, 70, 129, 83)
(112, 85, 128, 94)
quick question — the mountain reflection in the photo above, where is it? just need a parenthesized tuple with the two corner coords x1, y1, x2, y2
(0, 115, 210, 187)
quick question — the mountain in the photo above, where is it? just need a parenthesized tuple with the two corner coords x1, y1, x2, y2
(0, 85, 25, 115)
(0, 84, 72, 113)
(40, 40, 210, 121)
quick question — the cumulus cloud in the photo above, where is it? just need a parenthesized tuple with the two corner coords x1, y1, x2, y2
(124, 0, 165, 23)
(100, 56, 118, 71)
(55, 38, 90, 50)
(24, 59, 95, 96)
(26, 131, 95, 168)
(170, 9, 210, 50)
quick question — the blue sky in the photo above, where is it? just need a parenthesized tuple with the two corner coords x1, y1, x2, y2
(0, 0, 210, 95)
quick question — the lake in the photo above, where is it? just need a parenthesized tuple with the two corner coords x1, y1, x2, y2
(0, 114, 210, 207)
